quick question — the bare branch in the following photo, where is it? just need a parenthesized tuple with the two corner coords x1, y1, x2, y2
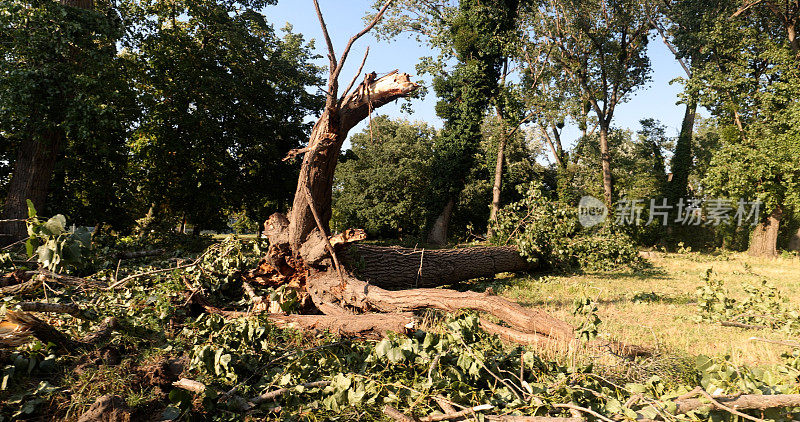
(648, 15, 691, 77)
(312, 0, 337, 73)
(340, 46, 370, 103)
(329, 0, 394, 91)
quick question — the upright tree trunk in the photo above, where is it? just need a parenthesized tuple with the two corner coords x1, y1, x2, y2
(487, 137, 506, 238)
(787, 22, 799, 56)
(748, 208, 782, 257)
(287, 73, 420, 259)
(788, 227, 800, 251)
(1, 0, 94, 244)
(1, 130, 64, 242)
(598, 125, 613, 206)
(427, 198, 454, 246)
(487, 59, 509, 239)
(667, 99, 697, 203)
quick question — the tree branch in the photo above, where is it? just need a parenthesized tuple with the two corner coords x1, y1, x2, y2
(329, 0, 394, 91)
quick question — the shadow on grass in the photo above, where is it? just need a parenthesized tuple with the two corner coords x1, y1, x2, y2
(512, 291, 694, 309)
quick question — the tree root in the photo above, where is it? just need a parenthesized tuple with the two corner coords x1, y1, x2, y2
(306, 270, 574, 341)
(186, 286, 416, 339)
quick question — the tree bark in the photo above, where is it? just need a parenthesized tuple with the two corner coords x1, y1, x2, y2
(748, 207, 781, 257)
(426, 197, 454, 246)
(488, 137, 506, 238)
(351, 244, 533, 289)
(288, 72, 419, 258)
(305, 270, 575, 342)
(598, 125, 613, 206)
(1, 130, 64, 242)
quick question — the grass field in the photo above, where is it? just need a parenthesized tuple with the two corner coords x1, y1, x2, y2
(500, 251, 800, 366)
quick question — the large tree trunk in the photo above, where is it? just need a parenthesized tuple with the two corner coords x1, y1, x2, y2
(1, 130, 64, 242)
(426, 198, 454, 246)
(288, 73, 419, 257)
(351, 244, 532, 289)
(598, 125, 613, 206)
(667, 100, 697, 204)
(749, 208, 782, 257)
(1, 0, 94, 244)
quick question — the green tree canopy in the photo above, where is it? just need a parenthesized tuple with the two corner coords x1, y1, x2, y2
(332, 116, 438, 239)
(126, 0, 323, 231)
(0, 0, 135, 230)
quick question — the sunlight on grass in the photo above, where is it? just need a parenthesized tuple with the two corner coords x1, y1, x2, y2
(502, 252, 800, 366)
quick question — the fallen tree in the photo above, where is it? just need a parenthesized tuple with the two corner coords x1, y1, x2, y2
(351, 244, 533, 289)
(250, 0, 633, 354)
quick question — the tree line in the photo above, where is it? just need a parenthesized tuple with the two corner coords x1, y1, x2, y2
(1, 0, 799, 257)
(0, 0, 322, 240)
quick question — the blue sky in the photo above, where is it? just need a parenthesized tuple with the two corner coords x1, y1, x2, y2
(263, 0, 701, 155)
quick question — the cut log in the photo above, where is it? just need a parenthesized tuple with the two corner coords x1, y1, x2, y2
(305, 271, 574, 341)
(351, 244, 533, 289)
(19, 302, 88, 319)
(674, 393, 800, 414)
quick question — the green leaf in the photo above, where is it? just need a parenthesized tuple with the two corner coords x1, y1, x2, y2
(43, 215, 66, 236)
(26, 200, 36, 219)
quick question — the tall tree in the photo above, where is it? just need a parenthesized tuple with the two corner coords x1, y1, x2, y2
(127, 0, 322, 231)
(649, 2, 697, 205)
(332, 116, 438, 239)
(527, 0, 652, 206)
(0, 0, 127, 241)
(678, 0, 800, 256)
(426, 0, 520, 245)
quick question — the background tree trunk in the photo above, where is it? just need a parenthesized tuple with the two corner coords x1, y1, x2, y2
(351, 244, 532, 289)
(599, 125, 613, 206)
(667, 100, 697, 204)
(1, 130, 64, 242)
(748, 208, 782, 257)
(427, 198, 454, 246)
(487, 137, 506, 238)
(788, 227, 800, 251)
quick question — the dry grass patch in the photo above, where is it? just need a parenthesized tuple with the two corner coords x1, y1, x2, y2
(501, 251, 800, 366)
